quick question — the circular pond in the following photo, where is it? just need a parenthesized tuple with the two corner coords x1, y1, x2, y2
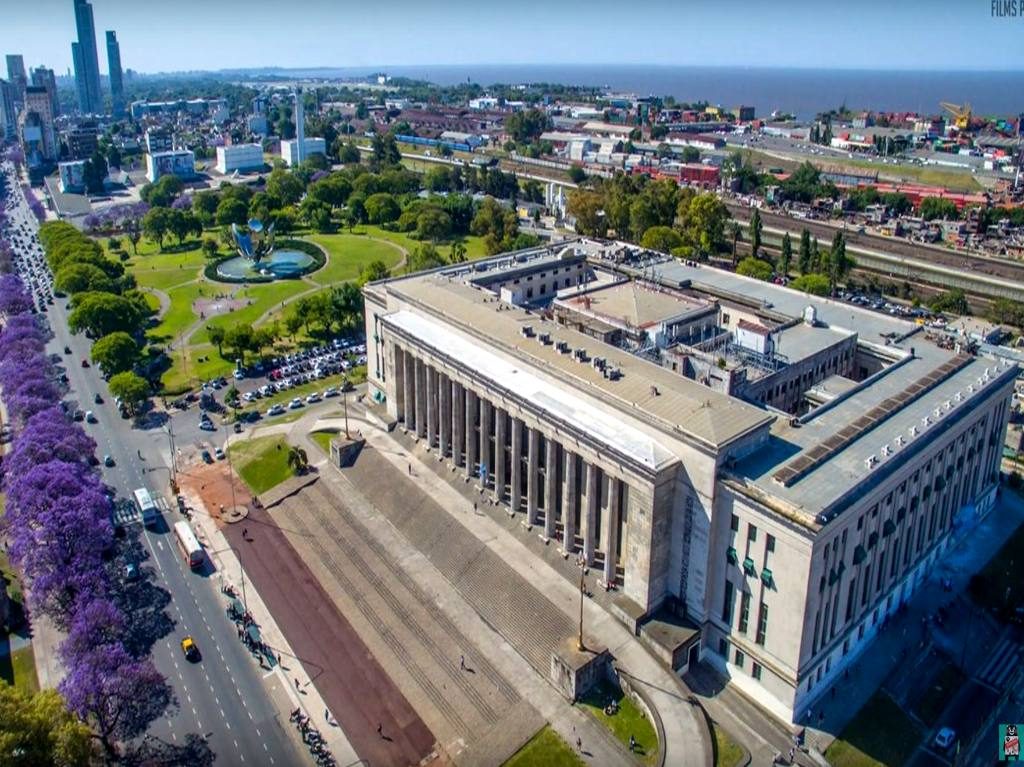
(215, 249, 316, 280)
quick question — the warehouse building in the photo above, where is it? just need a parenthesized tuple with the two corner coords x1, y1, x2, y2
(215, 143, 265, 174)
(362, 241, 1014, 723)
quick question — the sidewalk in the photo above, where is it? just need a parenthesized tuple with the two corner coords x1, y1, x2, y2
(182, 487, 360, 767)
(299, 410, 711, 767)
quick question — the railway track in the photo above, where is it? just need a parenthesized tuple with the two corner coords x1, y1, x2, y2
(725, 202, 1024, 283)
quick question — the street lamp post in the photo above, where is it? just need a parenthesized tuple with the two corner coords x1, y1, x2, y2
(342, 377, 350, 438)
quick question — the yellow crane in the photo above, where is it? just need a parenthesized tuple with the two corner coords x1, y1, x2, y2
(940, 102, 972, 131)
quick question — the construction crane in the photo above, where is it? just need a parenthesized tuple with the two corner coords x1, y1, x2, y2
(940, 102, 972, 131)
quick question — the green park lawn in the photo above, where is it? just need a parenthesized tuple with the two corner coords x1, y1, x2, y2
(192, 280, 311, 346)
(303, 232, 405, 286)
(578, 680, 658, 766)
(148, 281, 207, 345)
(0, 645, 39, 695)
(229, 435, 297, 494)
(309, 430, 338, 454)
(714, 724, 745, 767)
(502, 725, 584, 767)
(824, 691, 923, 767)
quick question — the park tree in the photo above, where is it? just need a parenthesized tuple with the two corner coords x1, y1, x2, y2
(567, 165, 587, 184)
(192, 190, 220, 226)
(826, 230, 853, 295)
(215, 197, 249, 227)
(283, 313, 304, 340)
(748, 208, 763, 258)
(139, 175, 183, 208)
(567, 190, 606, 237)
(505, 108, 550, 143)
(82, 150, 108, 196)
(207, 325, 226, 356)
(168, 209, 201, 246)
(681, 146, 700, 163)
(364, 193, 400, 225)
(789, 273, 831, 296)
(330, 283, 364, 330)
(90, 332, 139, 376)
(67, 292, 143, 337)
(987, 298, 1024, 330)
(287, 446, 309, 475)
(424, 166, 452, 193)
(779, 232, 793, 276)
(798, 229, 812, 274)
(736, 257, 774, 281)
(0, 685, 94, 766)
(224, 324, 255, 362)
(201, 237, 219, 260)
(107, 372, 149, 413)
(929, 288, 970, 315)
(640, 225, 684, 254)
(728, 221, 742, 266)
(308, 174, 352, 208)
(679, 193, 728, 257)
(369, 132, 401, 171)
(416, 208, 453, 242)
(919, 197, 958, 221)
(335, 140, 361, 164)
(141, 208, 172, 250)
(54, 263, 116, 296)
(266, 168, 305, 206)
(450, 239, 468, 264)
(407, 243, 446, 272)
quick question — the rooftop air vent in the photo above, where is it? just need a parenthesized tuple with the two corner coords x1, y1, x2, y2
(895, 435, 906, 448)
(954, 392, 963, 403)
(922, 416, 931, 428)
(538, 332, 551, 345)
(909, 425, 919, 437)
(881, 445, 892, 458)
(650, 385, 660, 397)
(608, 368, 622, 381)
(865, 456, 878, 470)
(521, 325, 534, 338)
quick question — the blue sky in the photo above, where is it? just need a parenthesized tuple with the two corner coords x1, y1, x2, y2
(1, 0, 1021, 75)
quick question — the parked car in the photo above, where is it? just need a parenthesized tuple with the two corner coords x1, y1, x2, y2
(103, 454, 115, 467)
(124, 562, 139, 581)
(289, 398, 303, 410)
(306, 392, 322, 403)
(933, 728, 956, 750)
(214, 447, 225, 460)
(80, 359, 89, 368)
(266, 404, 285, 416)
(85, 410, 97, 423)
(93, 392, 103, 404)
(201, 449, 213, 463)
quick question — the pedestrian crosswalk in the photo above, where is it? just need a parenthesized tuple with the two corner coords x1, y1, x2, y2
(977, 636, 1020, 690)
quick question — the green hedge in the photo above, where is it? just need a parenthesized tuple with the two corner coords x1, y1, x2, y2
(204, 238, 327, 283)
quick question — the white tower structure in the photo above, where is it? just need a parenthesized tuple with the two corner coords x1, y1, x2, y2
(294, 87, 306, 166)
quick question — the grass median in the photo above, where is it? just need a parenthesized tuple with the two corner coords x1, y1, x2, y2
(824, 691, 923, 767)
(502, 725, 584, 767)
(578, 680, 658, 766)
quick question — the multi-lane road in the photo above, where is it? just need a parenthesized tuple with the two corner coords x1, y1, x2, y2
(2, 169, 304, 765)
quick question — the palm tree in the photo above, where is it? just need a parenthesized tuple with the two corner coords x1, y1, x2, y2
(287, 446, 309, 475)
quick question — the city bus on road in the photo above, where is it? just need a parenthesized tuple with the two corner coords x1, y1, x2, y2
(173, 521, 204, 569)
(132, 487, 160, 527)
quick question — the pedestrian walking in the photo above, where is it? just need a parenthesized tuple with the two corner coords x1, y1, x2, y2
(377, 722, 383, 737)
(473, 501, 477, 513)
(576, 736, 582, 752)
(407, 463, 411, 475)
(789, 747, 795, 763)
(460, 654, 465, 671)
(325, 707, 329, 721)
(294, 678, 300, 690)
(277, 653, 282, 666)
(629, 734, 635, 752)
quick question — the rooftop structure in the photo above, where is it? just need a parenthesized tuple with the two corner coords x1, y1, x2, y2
(363, 239, 1014, 724)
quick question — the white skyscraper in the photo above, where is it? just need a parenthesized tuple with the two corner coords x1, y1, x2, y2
(294, 87, 305, 165)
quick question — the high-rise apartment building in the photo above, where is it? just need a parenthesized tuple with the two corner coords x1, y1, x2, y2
(19, 86, 57, 168)
(72, 0, 102, 114)
(30, 67, 60, 119)
(5, 55, 27, 106)
(0, 79, 17, 141)
(105, 31, 124, 119)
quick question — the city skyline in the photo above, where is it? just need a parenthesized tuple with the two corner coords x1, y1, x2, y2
(0, 0, 1021, 75)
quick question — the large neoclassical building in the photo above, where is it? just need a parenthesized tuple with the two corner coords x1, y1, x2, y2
(362, 239, 1014, 722)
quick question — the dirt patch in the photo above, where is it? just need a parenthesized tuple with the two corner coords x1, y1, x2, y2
(177, 457, 255, 527)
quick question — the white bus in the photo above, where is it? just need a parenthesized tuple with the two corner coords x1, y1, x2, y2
(173, 521, 204, 569)
(132, 487, 159, 527)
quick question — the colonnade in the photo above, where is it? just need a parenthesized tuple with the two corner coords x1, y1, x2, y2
(396, 346, 627, 585)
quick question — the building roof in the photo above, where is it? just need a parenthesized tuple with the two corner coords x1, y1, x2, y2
(557, 281, 713, 331)
(386, 272, 773, 451)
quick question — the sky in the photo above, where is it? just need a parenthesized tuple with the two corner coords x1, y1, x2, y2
(1, 0, 1022, 76)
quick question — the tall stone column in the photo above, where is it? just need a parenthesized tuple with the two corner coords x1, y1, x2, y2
(582, 462, 598, 565)
(544, 438, 558, 540)
(452, 381, 464, 467)
(510, 417, 523, 512)
(526, 428, 540, 525)
(561, 450, 578, 553)
(465, 389, 477, 480)
(603, 477, 621, 585)
(494, 409, 507, 503)
(414, 358, 426, 439)
(402, 349, 414, 432)
(479, 399, 492, 489)
(426, 365, 437, 450)
(438, 372, 450, 459)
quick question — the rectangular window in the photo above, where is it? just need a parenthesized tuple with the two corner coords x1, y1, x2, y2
(718, 637, 728, 657)
(730, 514, 739, 532)
(766, 534, 776, 553)
(747, 524, 758, 542)
(751, 662, 762, 681)
(755, 602, 768, 645)
(734, 649, 745, 668)
(722, 581, 735, 624)
(739, 592, 751, 634)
